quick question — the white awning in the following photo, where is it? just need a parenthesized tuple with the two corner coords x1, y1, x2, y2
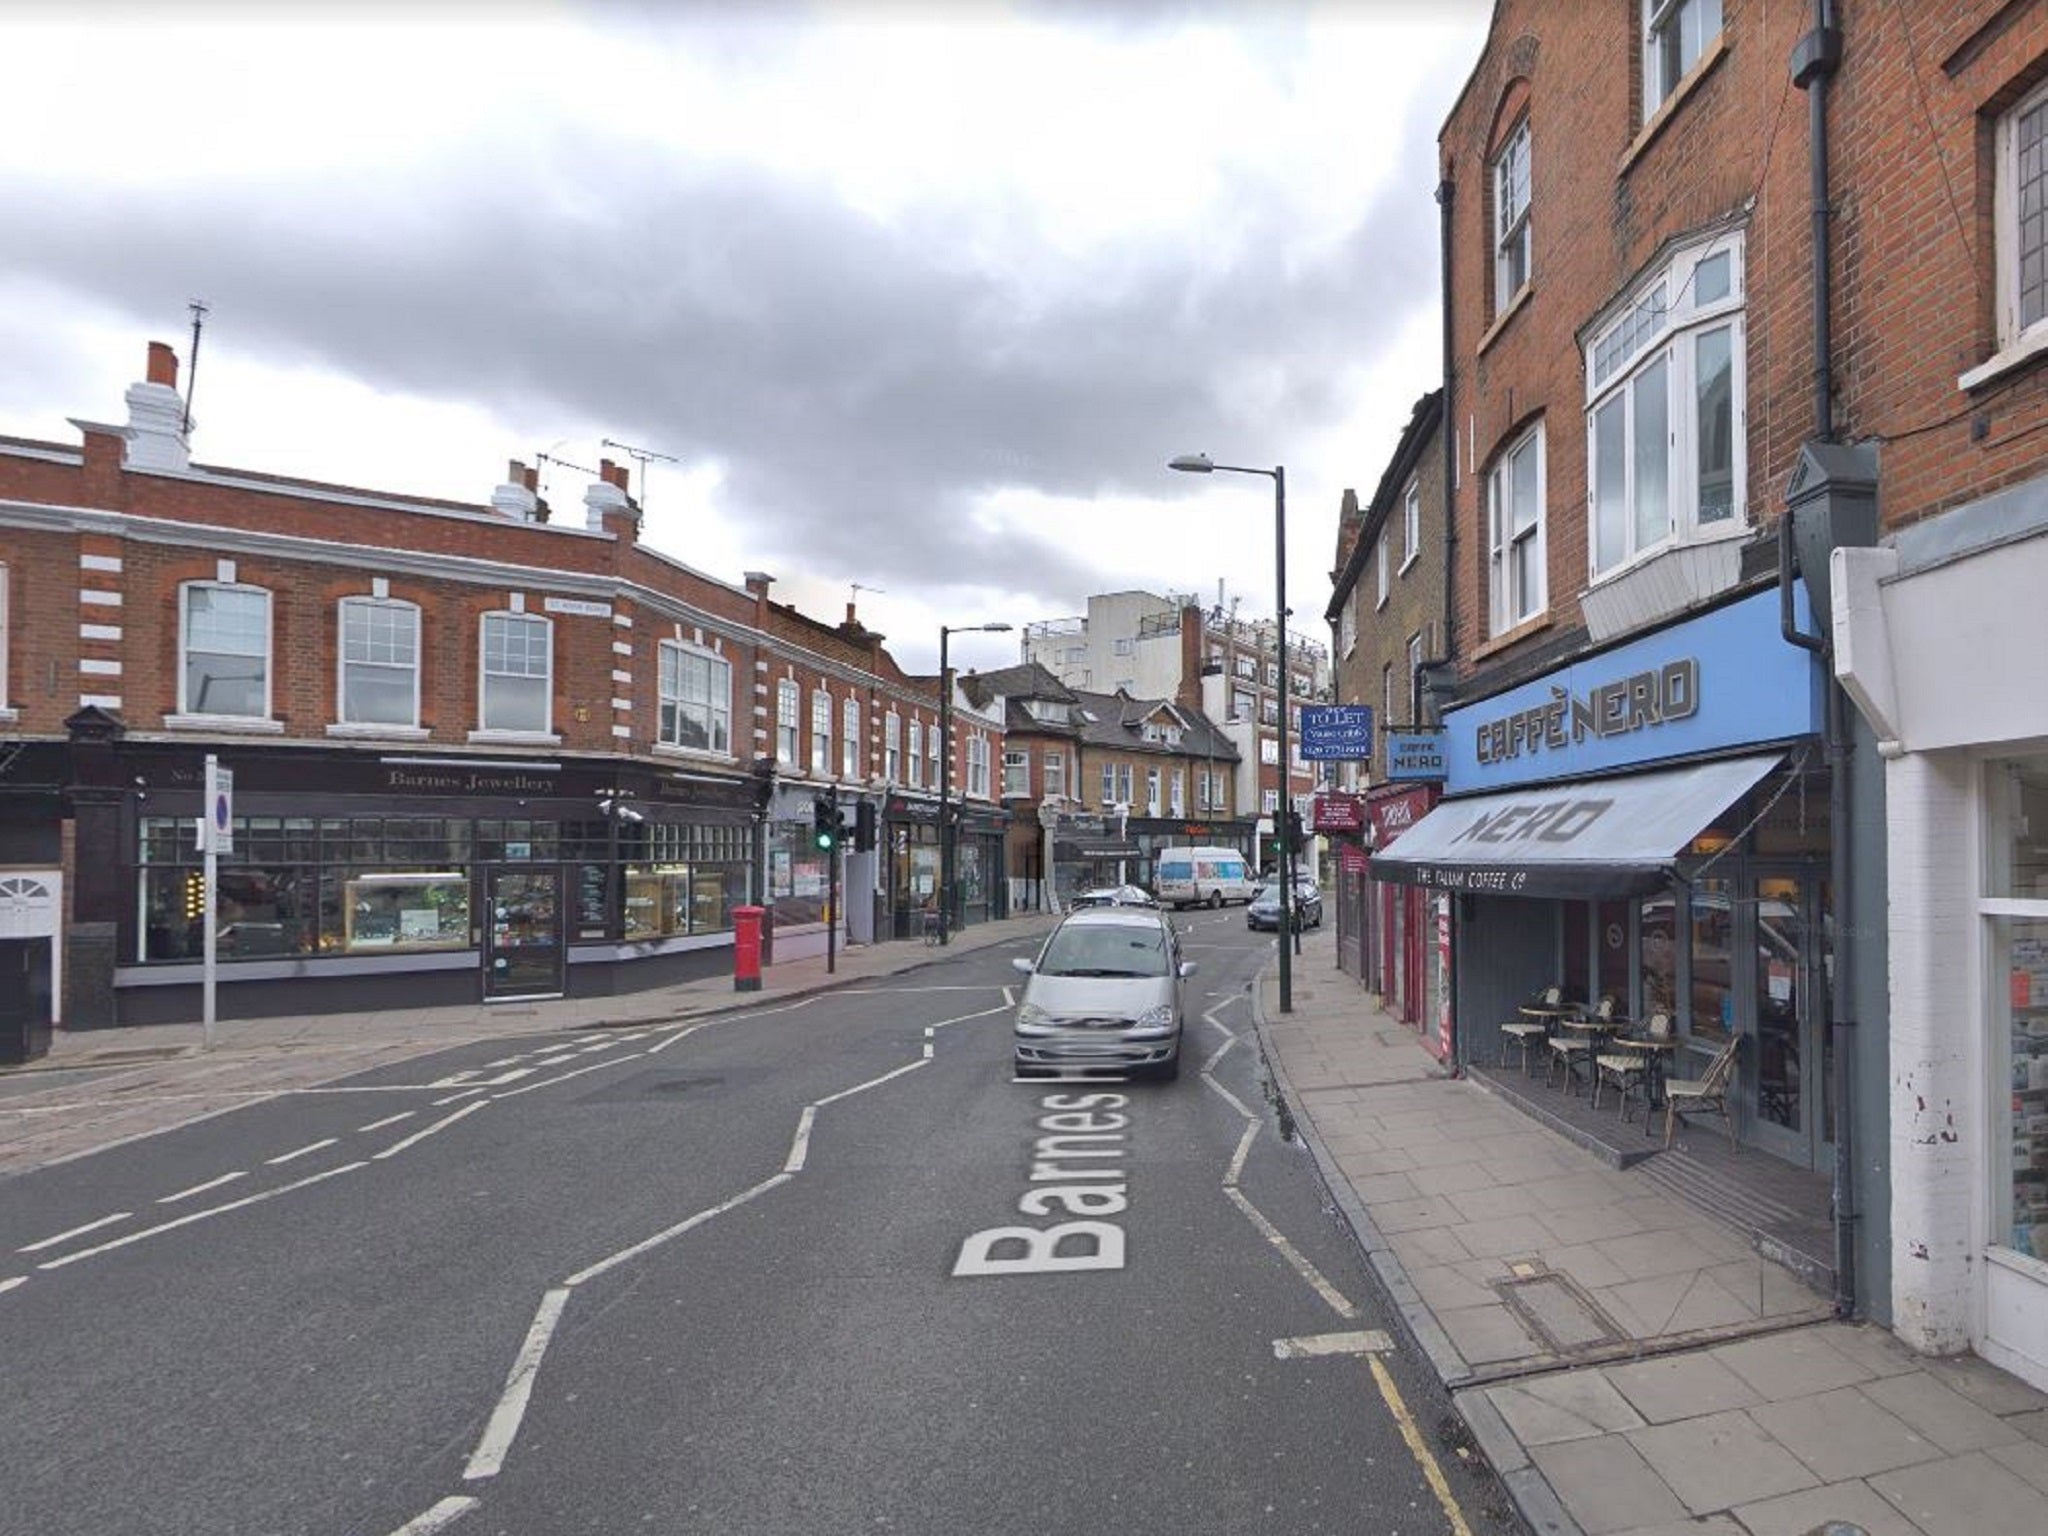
(1369, 753, 1784, 899)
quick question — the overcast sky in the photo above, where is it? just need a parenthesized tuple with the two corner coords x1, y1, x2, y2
(0, 0, 1489, 677)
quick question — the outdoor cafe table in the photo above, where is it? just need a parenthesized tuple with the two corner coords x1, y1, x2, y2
(1553, 1011, 1624, 1093)
(1606, 1034, 1680, 1131)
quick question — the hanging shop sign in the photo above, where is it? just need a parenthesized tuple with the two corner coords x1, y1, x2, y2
(1385, 730, 1447, 781)
(1311, 792, 1366, 834)
(1299, 705, 1374, 761)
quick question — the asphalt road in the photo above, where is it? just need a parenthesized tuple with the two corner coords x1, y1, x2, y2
(0, 912, 1518, 1536)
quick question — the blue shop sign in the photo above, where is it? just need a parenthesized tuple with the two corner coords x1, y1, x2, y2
(1385, 731, 1447, 781)
(1443, 586, 1825, 793)
(1300, 704, 1373, 761)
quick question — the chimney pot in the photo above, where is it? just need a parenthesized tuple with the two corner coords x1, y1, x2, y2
(507, 458, 525, 482)
(522, 464, 538, 491)
(599, 457, 617, 486)
(146, 341, 179, 388)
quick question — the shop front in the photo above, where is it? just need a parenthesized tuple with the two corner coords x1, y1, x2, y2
(87, 739, 762, 1024)
(1372, 586, 1831, 1168)
(1368, 784, 1443, 1053)
(1836, 496, 2048, 1388)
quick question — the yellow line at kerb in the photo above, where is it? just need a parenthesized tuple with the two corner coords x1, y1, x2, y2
(1366, 1354, 1474, 1536)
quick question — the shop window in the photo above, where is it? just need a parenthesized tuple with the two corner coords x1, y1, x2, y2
(0, 564, 10, 715)
(344, 872, 470, 951)
(478, 612, 552, 735)
(180, 582, 271, 718)
(1689, 875, 1735, 1041)
(1989, 758, 2048, 1264)
(1640, 890, 1678, 1018)
(657, 640, 730, 755)
(776, 679, 800, 765)
(339, 597, 421, 728)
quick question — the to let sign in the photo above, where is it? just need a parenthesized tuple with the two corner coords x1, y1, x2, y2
(1311, 792, 1366, 834)
(1299, 704, 1373, 761)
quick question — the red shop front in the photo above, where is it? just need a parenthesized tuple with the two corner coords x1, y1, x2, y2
(1369, 783, 1446, 1058)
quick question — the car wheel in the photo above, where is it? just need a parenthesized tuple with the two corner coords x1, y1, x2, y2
(1207, 891, 1222, 910)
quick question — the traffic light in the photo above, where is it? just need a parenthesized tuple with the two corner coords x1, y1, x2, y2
(853, 799, 877, 853)
(1286, 810, 1305, 849)
(812, 795, 839, 852)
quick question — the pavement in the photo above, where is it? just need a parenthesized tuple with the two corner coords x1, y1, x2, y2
(1253, 927, 2048, 1536)
(13, 914, 2048, 1535)
(0, 914, 1057, 1180)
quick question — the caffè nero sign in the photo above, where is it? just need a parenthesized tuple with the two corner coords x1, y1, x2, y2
(1443, 587, 1825, 793)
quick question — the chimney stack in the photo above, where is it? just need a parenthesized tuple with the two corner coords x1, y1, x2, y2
(492, 457, 540, 520)
(744, 571, 774, 598)
(584, 459, 638, 540)
(124, 339, 191, 472)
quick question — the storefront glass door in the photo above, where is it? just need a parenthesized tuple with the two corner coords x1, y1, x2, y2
(1748, 870, 1821, 1166)
(484, 867, 564, 1000)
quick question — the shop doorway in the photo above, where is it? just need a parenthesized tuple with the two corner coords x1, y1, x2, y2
(483, 867, 564, 1000)
(1746, 869, 1825, 1167)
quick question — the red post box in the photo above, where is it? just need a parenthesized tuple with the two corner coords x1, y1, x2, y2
(732, 905, 765, 992)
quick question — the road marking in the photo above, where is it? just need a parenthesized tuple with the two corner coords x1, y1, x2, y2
(387, 1494, 479, 1534)
(1201, 1074, 1252, 1118)
(38, 1162, 367, 1269)
(357, 1112, 415, 1134)
(1202, 1034, 1237, 1073)
(1224, 1120, 1259, 1187)
(1369, 1353, 1476, 1536)
(783, 1106, 817, 1174)
(1272, 1329, 1393, 1359)
(929, 1001, 1012, 1030)
(533, 1054, 578, 1068)
(431, 1088, 487, 1107)
(464, 1286, 571, 1481)
(19, 1212, 132, 1253)
(577, 1041, 615, 1054)
(564, 1172, 792, 1287)
(1222, 1186, 1357, 1319)
(489, 1058, 625, 1099)
(372, 1100, 486, 1160)
(646, 1018, 723, 1054)
(159, 1171, 246, 1203)
(266, 1137, 339, 1166)
(1, 1275, 28, 1295)
(812, 1058, 928, 1106)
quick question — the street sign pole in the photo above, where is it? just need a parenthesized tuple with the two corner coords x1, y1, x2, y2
(198, 755, 234, 1051)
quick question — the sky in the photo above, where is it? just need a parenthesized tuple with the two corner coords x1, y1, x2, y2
(0, 0, 1490, 678)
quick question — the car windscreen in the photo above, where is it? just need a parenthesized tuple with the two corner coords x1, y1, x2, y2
(1038, 922, 1171, 978)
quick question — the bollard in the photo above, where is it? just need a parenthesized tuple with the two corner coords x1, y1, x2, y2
(732, 905, 765, 992)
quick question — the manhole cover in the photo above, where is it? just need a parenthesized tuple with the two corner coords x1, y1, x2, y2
(1496, 1272, 1624, 1353)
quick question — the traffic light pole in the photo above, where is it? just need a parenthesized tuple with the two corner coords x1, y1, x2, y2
(827, 835, 839, 975)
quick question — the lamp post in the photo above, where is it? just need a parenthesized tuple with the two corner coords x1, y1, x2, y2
(937, 621, 1012, 945)
(1169, 453, 1293, 1013)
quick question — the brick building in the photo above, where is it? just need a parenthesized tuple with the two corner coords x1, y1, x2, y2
(0, 342, 1004, 1029)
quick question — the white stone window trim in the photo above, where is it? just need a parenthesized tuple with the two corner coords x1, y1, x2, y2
(178, 579, 273, 722)
(1642, 0, 1723, 122)
(164, 712, 287, 735)
(655, 636, 733, 756)
(466, 728, 564, 747)
(476, 609, 555, 738)
(326, 723, 432, 741)
(336, 594, 423, 732)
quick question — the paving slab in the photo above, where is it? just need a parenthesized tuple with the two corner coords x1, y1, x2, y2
(1747, 1386, 1945, 1481)
(1869, 1449, 2048, 1533)
(1605, 1353, 1764, 1425)
(1485, 1373, 1647, 1448)
(1711, 1328, 1876, 1402)
(1857, 1370, 2026, 1454)
(1529, 1436, 1690, 1535)
(1626, 1408, 1818, 1515)
(1728, 1478, 1932, 1536)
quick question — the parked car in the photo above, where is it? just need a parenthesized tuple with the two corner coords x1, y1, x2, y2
(1247, 877, 1323, 932)
(1011, 906, 1196, 1080)
(1069, 884, 1160, 909)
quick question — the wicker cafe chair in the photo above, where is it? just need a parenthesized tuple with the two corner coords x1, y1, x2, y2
(1593, 1010, 1673, 1120)
(1499, 986, 1564, 1074)
(1663, 1033, 1742, 1150)
(1546, 995, 1613, 1094)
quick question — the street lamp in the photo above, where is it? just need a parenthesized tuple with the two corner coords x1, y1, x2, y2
(937, 620, 1013, 945)
(1169, 452, 1293, 1013)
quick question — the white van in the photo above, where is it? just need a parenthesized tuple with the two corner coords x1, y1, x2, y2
(1153, 846, 1260, 909)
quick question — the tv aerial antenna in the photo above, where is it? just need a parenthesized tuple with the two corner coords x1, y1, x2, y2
(602, 437, 679, 509)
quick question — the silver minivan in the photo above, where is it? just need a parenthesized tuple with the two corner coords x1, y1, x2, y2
(1011, 906, 1196, 1080)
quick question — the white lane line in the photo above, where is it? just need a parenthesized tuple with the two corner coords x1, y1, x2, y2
(783, 1106, 817, 1174)
(1201, 1073, 1252, 1118)
(265, 1137, 339, 1166)
(158, 1171, 247, 1204)
(427, 1070, 481, 1088)
(1202, 1034, 1237, 1074)
(929, 1001, 1013, 1030)
(646, 1019, 722, 1054)
(387, 1494, 480, 1535)
(1224, 1120, 1259, 1188)
(577, 1041, 615, 1054)
(1222, 1186, 1356, 1319)
(431, 1088, 487, 1107)
(533, 1054, 578, 1068)
(357, 1112, 415, 1134)
(489, 1057, 632, 1100)
(19, 1212, 132, 1254)
(0, 1275, 25, 1295)
(372, 1100, 487, 1160)
(1272, 1329, 1393, 1359)
(476, 1068, 535, 1086)
(564, 1172, 792, 1287)
(464, 1286, 571, 1482)
(812, 1057, 928, 1106)
(38, 1162, 367, 1270)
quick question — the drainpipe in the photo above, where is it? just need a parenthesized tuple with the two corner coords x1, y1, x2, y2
(1434, 168, 1461, 1070)
(1785, 0, 1853, 1320)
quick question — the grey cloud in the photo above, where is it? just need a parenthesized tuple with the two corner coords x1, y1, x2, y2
(0, 76, 1443, 616)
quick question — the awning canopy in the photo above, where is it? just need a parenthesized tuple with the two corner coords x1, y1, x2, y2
(1369, 753, 1782, 899)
